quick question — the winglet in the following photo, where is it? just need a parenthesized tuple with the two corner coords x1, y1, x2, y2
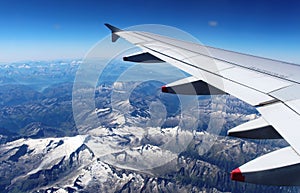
(104, 23, 122, 33)
(104, 23, 122, 42)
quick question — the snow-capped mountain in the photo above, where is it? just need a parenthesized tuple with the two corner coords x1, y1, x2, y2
(0, 60, 297, 193)
(0, 129, 293, 193)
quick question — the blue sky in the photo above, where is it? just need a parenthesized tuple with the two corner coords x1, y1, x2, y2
(0, 0, 300, 63)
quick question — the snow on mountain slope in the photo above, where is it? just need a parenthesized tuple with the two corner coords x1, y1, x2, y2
(0, 124, 196, 192)
(0, 126, 294, 193)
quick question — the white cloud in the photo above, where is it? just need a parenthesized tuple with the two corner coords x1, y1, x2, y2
(208, 21, 218, 27)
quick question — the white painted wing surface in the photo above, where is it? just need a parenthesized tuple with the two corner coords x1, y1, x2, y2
(105, 24, 300, 185)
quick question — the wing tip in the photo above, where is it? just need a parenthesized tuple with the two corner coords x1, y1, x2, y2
(104, 23, 122, 42)
(104, 23, 122, 33)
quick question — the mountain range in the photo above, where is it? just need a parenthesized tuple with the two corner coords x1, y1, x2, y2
(0, 60, 297, 193)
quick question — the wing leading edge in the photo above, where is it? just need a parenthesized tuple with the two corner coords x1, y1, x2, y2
(105, 23, 300, 186)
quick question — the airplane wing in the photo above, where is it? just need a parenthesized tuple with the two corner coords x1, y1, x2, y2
(105, 23, 300, 186)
